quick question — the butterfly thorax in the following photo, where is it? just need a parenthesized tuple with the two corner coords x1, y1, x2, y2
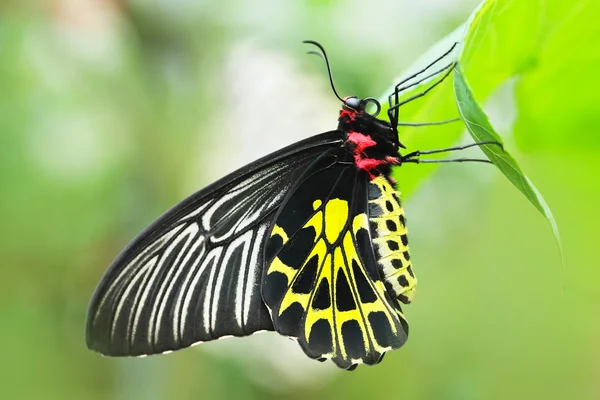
(338, 105, 400, 179)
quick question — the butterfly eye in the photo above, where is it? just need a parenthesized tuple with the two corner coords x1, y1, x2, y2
(343, 96, 361, 110)
(360, 97, 381, 117)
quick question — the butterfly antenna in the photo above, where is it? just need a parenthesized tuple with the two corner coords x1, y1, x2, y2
(303, 40, 344, 102)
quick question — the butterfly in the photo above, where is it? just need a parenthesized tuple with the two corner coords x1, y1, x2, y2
(86, 41, 498, 370)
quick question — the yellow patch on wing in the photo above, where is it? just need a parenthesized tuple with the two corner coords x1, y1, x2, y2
(270, 224, 289, 244)
(303, 252, 333, 339)
(277, 239, 327, 314)
(268, 256, 297, 283)
(324, 199, 348, 244)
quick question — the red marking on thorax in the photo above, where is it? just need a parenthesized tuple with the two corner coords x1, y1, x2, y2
(347, 131, 376, 153)
(346, 131, 402, 179)
(355, 157, 387, 173)
(339, 109, 357, 121)
(346, 131, 382, 179)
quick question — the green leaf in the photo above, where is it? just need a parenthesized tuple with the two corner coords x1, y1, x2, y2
(459, 0, 600, 150)
(453, 64, 561, 249)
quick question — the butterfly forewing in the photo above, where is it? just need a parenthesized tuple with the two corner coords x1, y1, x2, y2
(86, 132, 342, 356)
(262, 149, 408, 369)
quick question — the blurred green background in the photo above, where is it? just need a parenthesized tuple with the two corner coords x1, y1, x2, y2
(1, 1, 598, 399)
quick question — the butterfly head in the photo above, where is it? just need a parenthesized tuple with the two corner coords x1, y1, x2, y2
(339, 96, 405, 151)
(342, 96, 380, 116)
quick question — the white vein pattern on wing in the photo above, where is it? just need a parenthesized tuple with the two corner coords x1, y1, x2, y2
(201, 164, 279, 232)
(229, 229, 253, 328)
(210, 231, 249, 331)
(209, 191, 271, 244)
(243, 223, 267, 326)
(266, 190, 285, 210)
(175, 240, 208, 341)
(92, 226, 182, 325)
(129, 224, 190, 348)
(208, 198, 257, 243)
(110, 261, 152, 340)
(232, 191, 283, 239)
(208, 175, 285, 243)
(177, 201, 211, 222)
(163, 233, 205, 343)
(152, 223, 202, 346)
(201, 189, 244, 233)
(201, 247, 223, 336)
(228, 179, 284, 236)
(146, 225, 198, 346)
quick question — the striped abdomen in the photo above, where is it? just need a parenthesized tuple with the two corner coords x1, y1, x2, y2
(367, 176, 416, 305)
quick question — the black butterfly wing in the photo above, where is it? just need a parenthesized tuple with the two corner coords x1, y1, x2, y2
(86, 131, 343, 356)
(262, 149, 408, 370)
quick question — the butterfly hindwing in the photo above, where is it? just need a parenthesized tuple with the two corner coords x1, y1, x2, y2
(262, 149, 408, 369)
(86, 132, 342, 356)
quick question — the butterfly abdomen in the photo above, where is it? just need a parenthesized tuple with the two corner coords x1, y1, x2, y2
(367, 176, 416, 305)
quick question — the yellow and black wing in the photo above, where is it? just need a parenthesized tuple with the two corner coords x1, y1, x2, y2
(262, 149, 408, 370)
(86, 132, 342, 356)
